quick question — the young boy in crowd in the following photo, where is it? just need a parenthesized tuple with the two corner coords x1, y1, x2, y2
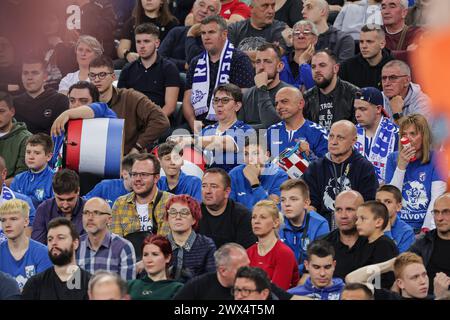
(156, 141, 202, 202)
(10, 134, 54, 207)
(279, 179, 330, 277)
(376, 185, 415, 253)
(84, 154, 138, 207)
(355, 200, 399, 289)
(288, 240, 344, 300)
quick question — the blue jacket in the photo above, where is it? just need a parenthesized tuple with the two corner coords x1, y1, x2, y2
(279, 211, 330, 274)
(84, 178, 128, 207)
(391, 216, 415, 253)
(288, 277, 344, 300)
(157, 171, 202, 202)
(10, 166, 54, 208)
(280, 55, 314, 90)
(229, 163, 288, 210)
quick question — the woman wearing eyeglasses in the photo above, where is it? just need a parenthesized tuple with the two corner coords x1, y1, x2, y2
(247, 200, 299, 290)
(165, 195, 216, 283)
(385, 114, 446, 234)
(58, 36, 104, 95)
(127, 234, 183, 299)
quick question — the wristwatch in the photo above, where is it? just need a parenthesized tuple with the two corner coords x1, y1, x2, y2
(393, 112, 403, 120)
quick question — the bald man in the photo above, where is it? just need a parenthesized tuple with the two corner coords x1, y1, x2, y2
(76, 197, 136, 280)
(303, 120, 379, 228)
(88, 271, 129, 300)
(267, 87, 328, 160)
(410, 193, 450, 294)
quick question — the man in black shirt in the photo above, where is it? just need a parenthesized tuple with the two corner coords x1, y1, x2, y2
(198, 168, 256, 249)
(22, 217, 91, 300)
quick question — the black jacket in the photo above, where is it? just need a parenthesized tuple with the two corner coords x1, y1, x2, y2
(303, 78, 359, 126)
(316, 26, 355, 62)
(409, 229, 437, 266)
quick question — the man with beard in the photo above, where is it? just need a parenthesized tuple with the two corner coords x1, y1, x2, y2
(76, 198, 136, 281)
(22, 217, 91, 300)
(304, 50, 359, 132)
(238, 43, 292, 129)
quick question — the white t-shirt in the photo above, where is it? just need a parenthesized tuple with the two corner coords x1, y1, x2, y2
(136, 202, 152, 232)
(58, 70, 90, 92)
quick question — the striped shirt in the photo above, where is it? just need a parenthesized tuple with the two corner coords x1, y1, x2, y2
(76, 231, 136, 280)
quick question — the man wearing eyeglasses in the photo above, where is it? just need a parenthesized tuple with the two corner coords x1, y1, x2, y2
(76, 197, 136, 281)
(233, 266, 271, 300)
(410, 193, 450, 294)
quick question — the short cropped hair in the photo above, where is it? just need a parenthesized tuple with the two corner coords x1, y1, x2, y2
(204, 167, 231, 189)
(342, 283, 374, 300)
(0, 91, 13, 109)
(280, 179, 310, 200)
(47, 217, 80, 242)
(88, 271, 128, 298)
(359, 200, 389, 230)
(306, 239, 336, 260)
(293, 20, 319, 36)
(68, 81, 100, 103)
(134, 23, 160, 38)
(89, 55, 114, 72)
(393, 252, 425, 279)
(377, 184, 402, 204)
(235, 266, 271, 292)
(361, 24, 385, 39)
(165, 194, 202, 230)
(52, 169, 80, 195)
(214, 243, 246, 268)
(133, 153, 161, 175)
(201, 15, 227, 32)
(26, 133, 53, 155)
(214, 83, 243, 103)
(122, 153, 139, 172)
(0, 199, 30, 219)
(313, 49, 338, 64)
(257, 43, 283, 61)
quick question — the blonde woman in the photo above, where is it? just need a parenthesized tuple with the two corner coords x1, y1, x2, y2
(247, 200, 299, 290)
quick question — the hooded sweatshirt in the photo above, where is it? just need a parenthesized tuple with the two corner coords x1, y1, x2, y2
(0, 121, 31, 179)
(316, 26, 355, 63)
(288, 277, 344, 300)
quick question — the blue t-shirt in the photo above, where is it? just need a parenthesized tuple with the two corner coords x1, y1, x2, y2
(385, 151, 444, 230)
(157, 171, 202, 202)
(391, 215, 415, 253)
(201, 120, 255, 172)
(0, 239, 52, 290)
(84, 178, 128, 207)
(266, 120, 328, 159)
(10, 166, 54, 208)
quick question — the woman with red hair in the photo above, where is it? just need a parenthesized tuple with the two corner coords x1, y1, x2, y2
(165, 195, 216, 282)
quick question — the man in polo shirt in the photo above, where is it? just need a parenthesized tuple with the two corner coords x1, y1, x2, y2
(118, 23, 180, 119)
(76, 197, 136, 280)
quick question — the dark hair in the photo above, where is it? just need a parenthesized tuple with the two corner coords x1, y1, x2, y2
(133, 153, 161, 175)
(88, 271, 128, 298)
(359, 200, 389, 230)
(306, 239, 336, 260)
(89, 55, 114, 72)
(47, 217, 80, 241)
(68, 81, 100, 103)
(313, 49, 338, 64)
(204, 167, 231, 189)
(133, 0, 178, 26)
(141, 234, 172, 268)
(342, 283, 374, 300)
(134, 23, 160, 38)
(122, 153, 140, 172)
(165, 195, 202, 230)
(235, 266, 271, 293)
(158, 140, 183, 159)
(244, 133, 267, 151)
(237, 37, 268, 52)
(257, 43, 283, 61)
(26, 133, 53, 155)
(377, 184, 402, 204)
(361, 24, 385, 39)
(213, 83, 243, 103)
(280, 179, 310, 201)
(22, 52, 47, 70)
(0, 91, 14, 109)
(52, 169, 80, 195)
(201, 15, 228, 32)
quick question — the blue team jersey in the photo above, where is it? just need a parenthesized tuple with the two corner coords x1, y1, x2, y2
(266, 120, 328, 159)
(157, 171, 202, 202)
(390, 216, 415, 253)
(84, 179, 128, 207)
(0, 239, 53, 290)
(10, 166, 54, 208)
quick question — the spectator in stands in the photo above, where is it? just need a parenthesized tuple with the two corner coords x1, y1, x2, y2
(13, 55, 68, 136)
(236, 36, 268, 68)
(0, 271, 20, 300)
(169, 0, 196, 24)
(118, 23, 180, 120)
(221, 0, 251, 23)
(11, 134, 54, 207)
(58, 36, 104, 95)
(339, 24, 394, 90)
(183, 15, 254, 132)
(228, 0, 288, 49)
(247, 200, 299, 290)
(381, 0, 422, 62)
(302, 120, 379, 227)
(0, 35, 22, 95)
(274, 0, 302, 27)
(198, 168, 257, 249)
(280, 20, 317, 92)
(0, 199, 52, 290)
(22, 218, 91, 300)
(127, 235, 183, 299)
(156, 141, 202, 202)
(32, 169, 86, 244)
(0, 92, 31, 184)
(302, 0, 355, 62)
(160, 0, 221, 71)
(229, 135, 288, 209)
(233, 266, 271, 300)
(267, 86, 328, 160)
(354, 87, 399, 183)
(111, 153, 172, 238)
(385, 114, 446, 233)
(238, 43, 291, 129)
(88, 271, 129, 300)
(341, 282, 374, 300)
(89, 55, 169, 154)
(288, 240, 344, 299)
(304, 50, 359, 131)
(118, 0, 179, 63)
(409, 193, 450, 294)
(279, 179, 330, 276)
(85, 154, 138, 207)
(165, 195, 216, 282)
(376, 185, 415, 253)
(76, 197, 136, 281)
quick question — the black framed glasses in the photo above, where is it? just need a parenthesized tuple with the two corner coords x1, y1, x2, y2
(167, 208, 191, 217)
(213, 97, 234, 105)
(381, 75, 408, 82)
(82, 210, 111, 217)
(88, 72, 114, 80)
(231, 287, 260, 297)
(130, 172, 158, 179)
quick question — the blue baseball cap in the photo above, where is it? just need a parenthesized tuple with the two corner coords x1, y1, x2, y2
(355, 87, 384, 107)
